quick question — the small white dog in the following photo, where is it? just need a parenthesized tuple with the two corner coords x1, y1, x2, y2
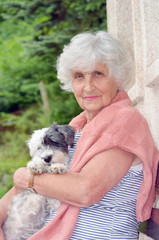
(2, 122, 75, 240)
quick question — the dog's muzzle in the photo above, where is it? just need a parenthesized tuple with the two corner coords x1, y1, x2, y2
(44, 155, 52, 163)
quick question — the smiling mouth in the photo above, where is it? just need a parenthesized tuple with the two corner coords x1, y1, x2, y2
(84, 96, 99, 101)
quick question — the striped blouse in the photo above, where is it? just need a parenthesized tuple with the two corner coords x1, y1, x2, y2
(45, 131, 143, 240)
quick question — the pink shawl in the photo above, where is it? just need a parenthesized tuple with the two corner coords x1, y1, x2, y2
(29, 90, 159, 240)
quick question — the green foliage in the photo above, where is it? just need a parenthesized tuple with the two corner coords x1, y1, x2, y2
(0, 0, 107, 57)
(138, 221, 147, 233)
(0, 131, 28, 198)
(47, 81, 82, 124)
(0, 32, 55, 112)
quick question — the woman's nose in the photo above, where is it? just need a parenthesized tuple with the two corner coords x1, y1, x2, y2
(84, 73, 95, 91)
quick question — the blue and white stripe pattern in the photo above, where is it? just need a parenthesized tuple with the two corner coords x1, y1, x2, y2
(45, 131, 143, 239)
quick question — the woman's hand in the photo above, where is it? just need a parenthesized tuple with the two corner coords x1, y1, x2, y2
(0, 186, 19, 240)
(0, 168, 30, 240)
(13, 167, 30, 192)
(0, 217, 6, 240)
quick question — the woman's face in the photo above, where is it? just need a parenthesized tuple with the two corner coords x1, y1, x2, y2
(72, 62, 121, 121)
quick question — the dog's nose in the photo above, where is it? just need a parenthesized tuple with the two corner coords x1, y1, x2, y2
(44, 155, 52, 163)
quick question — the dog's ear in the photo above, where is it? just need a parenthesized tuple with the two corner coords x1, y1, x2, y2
(55, 123, 75, 148)
(26, 128, 48, 156)
(44, 123, 75, 149)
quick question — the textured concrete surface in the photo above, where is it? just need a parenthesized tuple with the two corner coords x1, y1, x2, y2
(107, 1, 159, 239)
(107, 0, 159, 146)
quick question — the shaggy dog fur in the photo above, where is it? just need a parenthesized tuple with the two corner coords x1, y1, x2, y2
(2, 123, 75, 240)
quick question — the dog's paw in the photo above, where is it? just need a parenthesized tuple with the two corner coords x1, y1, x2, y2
(27, 161, 43, 174)
(31, 166, 43, 174)
(49, 163, 67, 174)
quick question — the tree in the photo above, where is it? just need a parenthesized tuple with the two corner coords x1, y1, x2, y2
(0, 0, 107, 122)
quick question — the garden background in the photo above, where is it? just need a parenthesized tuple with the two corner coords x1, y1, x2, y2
(0, 0, 107, 198)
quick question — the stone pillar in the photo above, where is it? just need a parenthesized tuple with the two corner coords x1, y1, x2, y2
(107, 1, 159, 239)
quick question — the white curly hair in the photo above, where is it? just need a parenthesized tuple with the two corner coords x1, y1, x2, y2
(56, 31, 133, 92)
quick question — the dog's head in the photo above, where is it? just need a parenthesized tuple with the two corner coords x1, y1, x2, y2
(43, 122, 75, 152)
(27, 122, 75, 165)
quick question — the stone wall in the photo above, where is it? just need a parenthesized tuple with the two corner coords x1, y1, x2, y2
(107, 1, 159, 239)
(107, 0, 159, 148)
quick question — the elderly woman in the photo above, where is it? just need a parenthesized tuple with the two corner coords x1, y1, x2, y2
(0, 31, 159, 240)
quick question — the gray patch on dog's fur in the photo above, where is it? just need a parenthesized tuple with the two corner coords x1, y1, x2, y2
(44, 123, 75, 152)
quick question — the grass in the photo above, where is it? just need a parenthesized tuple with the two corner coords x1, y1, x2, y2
(0, 131, 29, 198)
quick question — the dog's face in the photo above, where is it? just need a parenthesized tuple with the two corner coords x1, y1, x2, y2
(27, 123, 75, 166)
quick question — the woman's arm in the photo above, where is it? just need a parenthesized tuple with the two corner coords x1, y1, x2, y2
(0, 228, 6, 240)
(0, 186, 20, 239)
(0, 187, 19, 225)
(13, 147, 134, 207)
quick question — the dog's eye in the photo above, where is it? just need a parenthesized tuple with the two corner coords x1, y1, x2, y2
(37, 147, 41, 150)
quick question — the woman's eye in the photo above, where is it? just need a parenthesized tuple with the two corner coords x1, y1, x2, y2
(73, 73, 84, 82)
(94, 71, 103, 76)
(75, 73, 83, 79)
